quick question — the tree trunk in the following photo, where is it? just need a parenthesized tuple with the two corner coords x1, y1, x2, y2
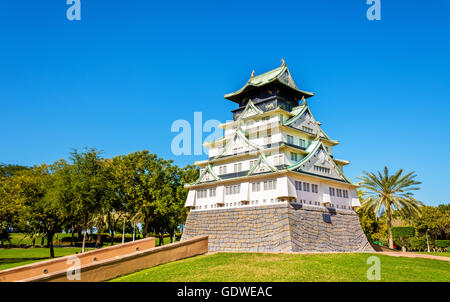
(32, 237, 35, 247)
(386, 205, 394, 249)
(143, 220, 149, 238)
(71, 225, 75, 246)
(95, 220, 103, 248)
(132, 223, 136, 241)
(47, 232, 55, 258)
(169, 229, 175, 243)
(110, 230, 115, 246)
(401, 238, 406, 252)
(41, 236, 45, 247)
(122, 218, 126, 244)
(159, 234, 164, 246)
(82, 215, 88, 253)
(77, 227, 82, 240)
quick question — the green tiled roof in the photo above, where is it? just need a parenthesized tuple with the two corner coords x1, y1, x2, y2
(224, 65, 314, 101)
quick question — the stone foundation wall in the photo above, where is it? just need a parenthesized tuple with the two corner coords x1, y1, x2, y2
(288, 204, 373, 252)
(182, 203, 373, 252)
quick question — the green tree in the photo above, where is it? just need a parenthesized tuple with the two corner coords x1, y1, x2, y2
(109, 150, 165, 238)
(414, 205, 450, 241)
(12, 165, 65, 257)
(70, 148, 111, 252)
(391, 226, 415, 252)
(48, 159, 80, 247)
(0, 175, 22, 245)
(358, 166, 423, 249)
(0, 163, 29, 177)
(0, 164, 30, 245)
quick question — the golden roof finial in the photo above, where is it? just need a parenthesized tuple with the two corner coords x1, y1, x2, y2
(301, 96, 306, 105)
(281, 58, 286, 66)
(250, 70, 255, 78)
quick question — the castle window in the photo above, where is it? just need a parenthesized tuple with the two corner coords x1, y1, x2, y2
(336, 189, 343, 198)
(303, 182, 310, 192)
(219, 165, 227, 175)
(314, 165, 330, 174)
(302, 126, 313, 133)
(295, 181, 302, 191)
(287, 135, 294, 145)
(263, 179, 277, 190)
(299, 139, 306, 148)
(225, 184, 240, 195)
(290, 152, 298, 161)
(311, 184, 318, 193)
(209, 188, 216, 197)
(343, 190, 349, 198)
(251, 182, 261, 192)
(329, 187, 335, 197)
(273, 154, 284, 166)
(249, 159, 258, 169)
(197, 189, 208, 199)
(234, 163, 242, 173)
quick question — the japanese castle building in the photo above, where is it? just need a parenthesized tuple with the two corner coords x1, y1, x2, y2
(181, 61, 373, 252)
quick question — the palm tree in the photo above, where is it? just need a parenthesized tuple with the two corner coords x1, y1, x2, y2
(358, 166, 423, 249)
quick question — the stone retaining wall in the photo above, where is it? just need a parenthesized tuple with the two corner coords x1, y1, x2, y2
(182, 203, 373, 252)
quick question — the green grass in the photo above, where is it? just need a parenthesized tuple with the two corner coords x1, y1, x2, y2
(0, 247, 92, 271)
(111, 252, 450, 282)
(0, 235, 175, 272)
(7, 233, 73, 246)
(414, 252, 450, 257)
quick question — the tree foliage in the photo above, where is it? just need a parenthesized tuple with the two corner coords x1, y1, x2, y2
(358, 166, 423, 248)
(391, 226, 415, 238)
(0, 148, 197, 256)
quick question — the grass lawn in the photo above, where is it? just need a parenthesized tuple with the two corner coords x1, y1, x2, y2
(0, 247, 92, 271)
(0, 236, 175, 272)
(111, 252, 450, 282)
(414, 252, 450, 257)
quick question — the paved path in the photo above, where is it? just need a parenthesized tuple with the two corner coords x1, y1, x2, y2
(379, 252, 450, 262)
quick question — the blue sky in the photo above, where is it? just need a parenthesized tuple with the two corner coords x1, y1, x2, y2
(0, 1, 449, 205)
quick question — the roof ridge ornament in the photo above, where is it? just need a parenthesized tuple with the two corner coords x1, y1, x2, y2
(250, 70, 255, 78)
(281, 58, 286, 67)
(300, 96, 306, 106)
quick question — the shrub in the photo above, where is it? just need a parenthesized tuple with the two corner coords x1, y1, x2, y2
(435, 240, 450, 249)
(392, 226, 415, 252)
(407, 236, 428, 251)
(391, 226, 415, 238)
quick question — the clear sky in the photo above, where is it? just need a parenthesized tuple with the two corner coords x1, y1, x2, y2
(1, 1, 449, 205)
